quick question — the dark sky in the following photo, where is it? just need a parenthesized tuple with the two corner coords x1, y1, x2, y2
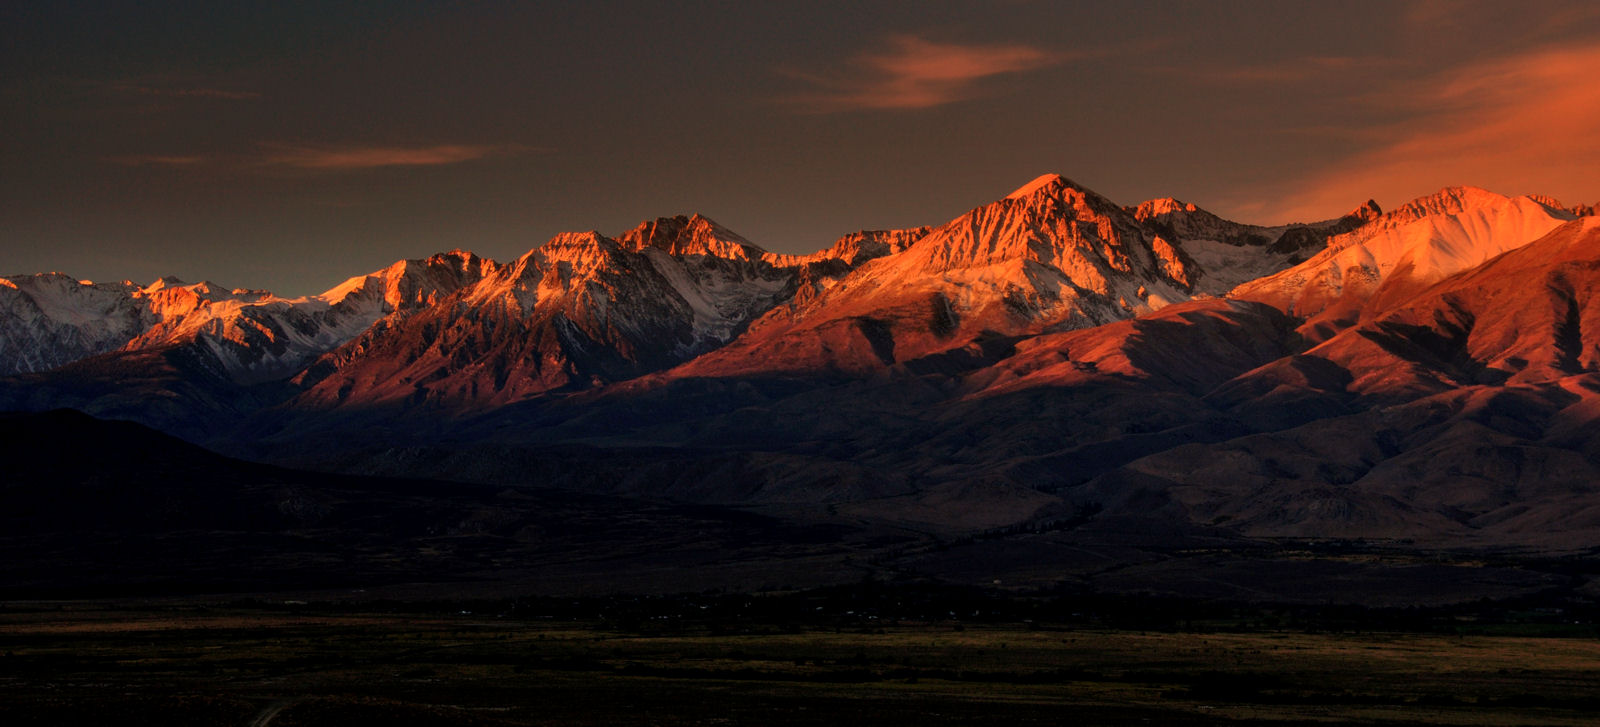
(5, 0, 1599, 295)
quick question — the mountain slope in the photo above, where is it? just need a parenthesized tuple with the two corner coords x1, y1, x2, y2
(1231, 187, 1573, 340)
(137, 251, 498, 383)
(662, 175, 1209, 379)
(1133, 197, 1380, 295)
(1242, 215, 1600, 400)
(0, 274, 153, 375)
(293, 298, 1305, 532)
(1080, 216, 1600, 544)
(296, 217, 1600, 545)
(283, 218, 831, 414)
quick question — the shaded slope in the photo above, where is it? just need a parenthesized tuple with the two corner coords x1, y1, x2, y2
(0, 344, 288, 443)
(0, 409, 867, 597)
(1076, 218, 1600, 545)
(0, 274, 151, 375)
(1246, 216, 1600, 401)
(290, 300, 1306, 533)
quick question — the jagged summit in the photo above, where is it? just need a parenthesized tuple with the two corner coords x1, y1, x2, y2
(903, 173, 1171, 282)
(763, 227, 933, 269)
(1132, 197, 1199, 218)
(1004, 172, 1072, 200)
(1347, 199, 1383, 221)
(0, 250, 505, 381)
(282, 217, 827, 412)
(517, 231, 612, 268)
(1385, 186, 1534, 223)
(144, 275, 187, 291)
(1332, 186, 1571, 264)
(321, 249, 497, 312)
(618, 214, 767, 261)
(1526, 193, 1567, 213)
(1130, 196, 1248, 247)
(1526, 194, 1599, 218)
(664, 172, 1204, 379)
(185, 281, 227, 296)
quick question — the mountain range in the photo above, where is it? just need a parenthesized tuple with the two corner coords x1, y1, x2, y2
(6, 173, 1600, 573)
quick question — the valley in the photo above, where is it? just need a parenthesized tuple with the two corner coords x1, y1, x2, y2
(4, 596, 1599, 726)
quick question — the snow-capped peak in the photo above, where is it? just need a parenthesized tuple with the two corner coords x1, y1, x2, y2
(0, 248, 507, 381)
(1130, 197, 1238, 241)
(1005, 173, 1070, 200)
(618, 213, 768, 261)
(320, 249, 494, 309)
(522, 231, 621, 271)
(1372, 186, 1573, 229)
(1230, 185, 1572, 331)
(1133, 197, 1200, 218)
(1, 273, 161, 374)
(142, 276, 187, 293)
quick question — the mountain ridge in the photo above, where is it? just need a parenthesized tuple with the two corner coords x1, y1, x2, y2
(6, 174, 1600, 549)
(0, 173, 1369, 383)
(1231, 186, 1575, 341)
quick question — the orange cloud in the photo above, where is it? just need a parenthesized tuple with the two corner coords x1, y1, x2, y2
(1251, 43, 1600, 223)
(257, 143, 525, 170)
(781, 35, 1070, 112)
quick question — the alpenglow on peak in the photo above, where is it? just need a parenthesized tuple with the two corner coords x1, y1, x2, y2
(1005, 173, 1070, 200)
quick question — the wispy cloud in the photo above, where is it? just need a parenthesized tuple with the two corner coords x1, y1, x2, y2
(1253, 42, 1600, 222)
(779, 35, 1072, 113)
(256, 143, 527, 170)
